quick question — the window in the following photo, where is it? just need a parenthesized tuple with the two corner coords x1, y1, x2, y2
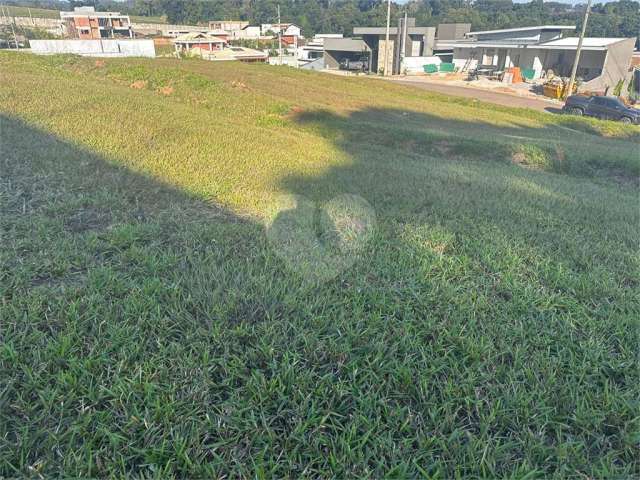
(605, 98, 624, 108)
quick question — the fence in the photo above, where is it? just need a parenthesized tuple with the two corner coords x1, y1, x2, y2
(29, 39, 156, 57)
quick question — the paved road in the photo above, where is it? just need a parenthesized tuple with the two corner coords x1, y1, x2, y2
(389, 79, 560, 113)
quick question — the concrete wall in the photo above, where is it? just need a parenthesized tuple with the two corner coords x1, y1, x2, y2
(324, 50, 340, 69)
(437, 23, 471, 41)
(0, 15, 63, 36)
(323, 37, 368, 52)
(378, 39, 394, 74)
(452, 47, 478, 71)
(422, 29, 436, 56)
(402, 55, 441, 74)
(132, 23, 207, 37)
(586, 38, 636, 92)
(323, 37, 370, 70)
(29, 39, 155, 57)
(0, 16, 61, 28)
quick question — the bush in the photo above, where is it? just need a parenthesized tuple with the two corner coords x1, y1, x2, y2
(612, 79, 624, 97)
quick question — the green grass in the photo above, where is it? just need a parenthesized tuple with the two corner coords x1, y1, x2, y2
(2, 5, 167, 23)
(1, 52, 639, 478)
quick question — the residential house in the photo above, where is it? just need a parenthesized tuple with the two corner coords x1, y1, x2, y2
(207, 21, 266, 41)
(233, 25, 261, 40)
(61, 6, 132, 39)
(173, 32, 226, 54)
(437, 25, 636, 92)
(261, 23, 300, 36)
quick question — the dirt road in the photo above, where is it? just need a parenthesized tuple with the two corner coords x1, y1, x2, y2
(388, 79, 560, 113)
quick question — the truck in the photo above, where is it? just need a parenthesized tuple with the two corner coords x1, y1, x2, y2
(562, 95, 639, 125)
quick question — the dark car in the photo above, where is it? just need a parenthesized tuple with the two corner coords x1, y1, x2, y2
(563, 95, 640, 125)
(339, 57, 369, 72)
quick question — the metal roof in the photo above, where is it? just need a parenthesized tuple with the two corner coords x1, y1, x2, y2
(353, 26, 433, 35)
(467, 25, 575, 36)
(61, 10, 128, 19)
(324, 37, 370, 52)
(437, 41, 528, 49)
(437, 37, 631, 51)
(536, 37, 629, 50)
(173, 33, 227, 43)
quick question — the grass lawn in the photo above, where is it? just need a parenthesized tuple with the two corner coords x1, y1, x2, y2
(1, 52, 639, 478)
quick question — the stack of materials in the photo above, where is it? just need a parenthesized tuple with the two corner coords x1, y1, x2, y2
(503, 67, 523, 84)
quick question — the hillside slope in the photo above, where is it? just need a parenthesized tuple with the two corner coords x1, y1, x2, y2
(1, 53, 638, 478)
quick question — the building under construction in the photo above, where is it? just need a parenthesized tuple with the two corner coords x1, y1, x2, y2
(61, 6, 133, 40)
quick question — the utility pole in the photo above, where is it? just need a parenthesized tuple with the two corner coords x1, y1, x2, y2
(1, 4, 19, 50)
(400, 11, 407, 73)
(383, 0, 391, 76)
(277, 4, 283, 66)
(566, 0, 592, 99)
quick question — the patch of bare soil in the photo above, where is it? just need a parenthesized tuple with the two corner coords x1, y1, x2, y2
(30, 268, 86, 290)
(284, 105, 304, 120)
(231, 80, 248, 89)
(64, 208, 112, 233)
(130, 80, 148, 90)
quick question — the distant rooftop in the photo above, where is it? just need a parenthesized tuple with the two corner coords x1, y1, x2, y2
(61, 7, 128, 19)
(437, 36, 632, 51)
(353, 26, 433, 35)
(173, 32, 227, 43)
(467, 25, 575, 36)
(537, 37, 630, 50)
(196, 46, 267, 60)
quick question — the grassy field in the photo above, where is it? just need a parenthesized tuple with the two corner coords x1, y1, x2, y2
(2, 5, 167, 23)
(1, 52, 639, 478)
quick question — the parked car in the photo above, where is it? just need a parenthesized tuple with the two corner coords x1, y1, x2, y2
(339, 57, 369, 72)
(563, 95, 639, 125)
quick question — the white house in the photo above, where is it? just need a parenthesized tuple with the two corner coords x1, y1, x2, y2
(261, 23, 301, 37)
(232, 25, 261, 40)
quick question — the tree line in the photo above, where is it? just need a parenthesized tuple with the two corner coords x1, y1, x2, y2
(7, 0, 640, 44)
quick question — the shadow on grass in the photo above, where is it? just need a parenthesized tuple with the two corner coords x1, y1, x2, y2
(2, 109, 638, 479)
(1, 113, 253, 296)
(281, 109, 639, 263)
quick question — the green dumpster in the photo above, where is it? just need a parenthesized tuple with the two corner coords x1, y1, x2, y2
(439, 63, 455, 73)
(423, 64, 438, 74)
